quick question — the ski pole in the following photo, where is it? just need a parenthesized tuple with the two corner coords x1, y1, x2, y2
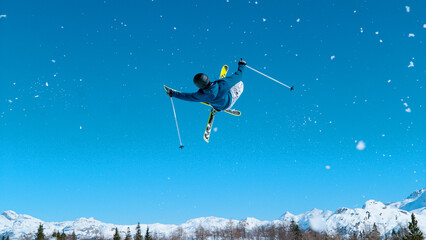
(246, 65, 294, 91)
(169, 97, 184, 149)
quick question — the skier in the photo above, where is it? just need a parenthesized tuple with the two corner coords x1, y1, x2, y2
(166, 59, 247, 111)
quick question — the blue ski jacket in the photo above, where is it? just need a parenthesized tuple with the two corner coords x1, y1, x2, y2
(171, 64, 245, 111)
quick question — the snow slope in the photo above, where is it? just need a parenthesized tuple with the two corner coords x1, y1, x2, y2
(1, 188, 425, 239)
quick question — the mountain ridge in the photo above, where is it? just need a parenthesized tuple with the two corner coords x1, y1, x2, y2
(1, 188, 425, 239)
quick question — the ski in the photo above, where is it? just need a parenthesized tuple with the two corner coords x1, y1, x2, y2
(224, 109, 241, 116)
(200, 102, 241, 116)
(203, 65, 228, 142)
(203, 108, 217, 143)
(219, 65, 228, 79)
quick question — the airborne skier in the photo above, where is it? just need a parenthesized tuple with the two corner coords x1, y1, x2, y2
(165, 58, 294, 145)
(165, 59, 247, 112)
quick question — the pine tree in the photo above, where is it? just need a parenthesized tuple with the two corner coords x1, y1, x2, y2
(403, 213, 424, 240)
(35, 223, 45, 240)
(55, 231, 62, 240)
(144, 227, 152, 240)
(290, 220, 302, 240)
(113, 228, 121, 240)
(1, 235, 5, 240)
(124, 227, 132, 240)
(135, 223, 143, 240)
(61, 230, 67, 240)
(5, 236, 9, 240)
(71, 231, 77, 240)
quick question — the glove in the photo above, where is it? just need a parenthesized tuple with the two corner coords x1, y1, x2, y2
(166, 89, 173, 97)
(238, 58, 247, 66)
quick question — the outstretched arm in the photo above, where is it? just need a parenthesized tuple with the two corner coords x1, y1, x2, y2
(171, 90, 211, 103)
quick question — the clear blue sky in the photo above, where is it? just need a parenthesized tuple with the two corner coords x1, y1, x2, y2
(0, 0, 425, 225)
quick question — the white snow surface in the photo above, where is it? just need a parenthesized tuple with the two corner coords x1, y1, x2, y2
(1, 188, 426, 239)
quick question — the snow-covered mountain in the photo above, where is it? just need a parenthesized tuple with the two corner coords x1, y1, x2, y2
(279, 188, 426, 236)
(1, 188, 425, 239)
